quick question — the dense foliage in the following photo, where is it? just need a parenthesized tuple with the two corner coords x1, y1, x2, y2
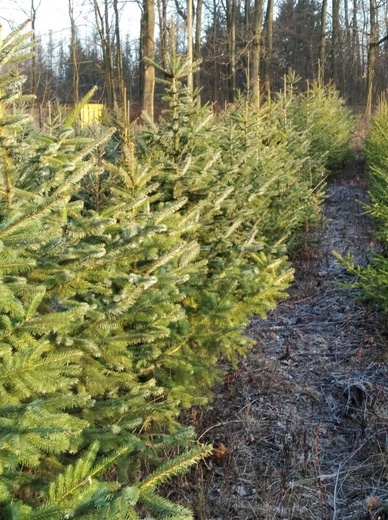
(0, 26, 354, 518)
(0, 25, 212, 520)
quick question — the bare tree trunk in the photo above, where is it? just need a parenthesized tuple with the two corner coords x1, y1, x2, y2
(342, 0, 352, 94)
(211, 0, 219, 102)
(366, 0, 377, 116)
(142, 0, 155, 119)
(113, 0, 125, 108)
(139, 12, 145, 101)
(187, 0, 194, 93)
(352, 0, 360, 64)
(194, 0, 203, 91)
(319, 0, 327, 83)
(351, 0, 362, 99)
(30, 0, 41, 99)
(69, 0, 79, 105)
(251, 0, 263, 104)
(244, 0, 250, 27)
(227, 0, 237, 100)
(104, 0, 115, 107)
(157, 0, 168, 69)
(331, 0, 340, 84)
(93, 0, 115, 109)
(263, 0, 274, 94)
(244, 0, 250, 92)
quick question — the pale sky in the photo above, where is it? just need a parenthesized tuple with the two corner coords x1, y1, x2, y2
(1, 0, 141, 41)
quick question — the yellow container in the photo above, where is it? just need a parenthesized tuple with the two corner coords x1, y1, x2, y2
(80, 103, 104, 127)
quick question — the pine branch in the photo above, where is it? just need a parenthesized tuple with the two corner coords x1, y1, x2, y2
(0, 254, 36, 274)
(47, 443, 135, 506)
(145, 243, 188, 276)
(140, 490, 193, 519)
(64, 86, 98, 128)
(139, 444, 212, 492)
(0, 347, 83, 399)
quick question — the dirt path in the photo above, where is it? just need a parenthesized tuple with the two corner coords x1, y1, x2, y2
(181, 156, 388, 520)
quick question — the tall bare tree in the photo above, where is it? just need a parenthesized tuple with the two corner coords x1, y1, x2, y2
(211, 0, 220, 101)
(68, 0, 79, 104)
(331, 0, 340, 84)
(263, 0, 274, 94)
(187, 0, 194, 94)
(142, 0, 155, 119)
(366, 0, 380, 116)
(350, 0, 361, 89)
(251, 0, 263, 104)
(319, 0, 327, 82)
(157, 0, 168, 69)
(93, 0, 115, 108)
(113, 0, 125, 107)
(30, 0, 41, 98)
(194, 0, 203, 90)
(227, 0, 237, 100)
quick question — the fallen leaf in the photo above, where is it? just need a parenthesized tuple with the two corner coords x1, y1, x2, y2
(212, 443, 228, 461)
(366, 496, 381, 511)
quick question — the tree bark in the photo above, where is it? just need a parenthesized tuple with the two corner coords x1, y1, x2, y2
(244, 0, 250, 27)
(211, 0, 219, 102)
(319, 0, 327, 83)
(68, 0, 79, 105)
(251, 0, 263, 104)
(351, 0, 360, 77)
(157, 0, 168, 69)
(142, 0, 155, 119)
(30, 0, 41, 99)
(331, 0, 340, 84)
(194, 0, 203, 91)
(104, 0, 115, 107)
(366, 0, 377, 116)
(227, 0, 237, 100)
(263, 0, 274, 94)
(187, 0, 194, 94)
(113, 0, 125, 108)
(93, 0, 115, 108)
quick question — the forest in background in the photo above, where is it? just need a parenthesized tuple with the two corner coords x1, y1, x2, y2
(8, 0, 388, 119)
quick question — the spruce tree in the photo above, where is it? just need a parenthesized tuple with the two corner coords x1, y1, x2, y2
(136, 58, 295, 388)
(0, 23, 212, 518)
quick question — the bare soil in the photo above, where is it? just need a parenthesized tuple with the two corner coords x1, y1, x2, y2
(177, 148, 388, 519)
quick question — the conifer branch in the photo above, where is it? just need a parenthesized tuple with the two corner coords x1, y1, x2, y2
(48, 443, 134, 505)
(64, 86, 98, 128)
(139, 445, 212, 491)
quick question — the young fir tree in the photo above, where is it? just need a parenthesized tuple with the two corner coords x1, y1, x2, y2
(268, 73, 355, 254)
(135, 56, 295, 394)
(279, 75, 355, 173)
(0, 23, 212, 518)
(218, 94, 321, 252)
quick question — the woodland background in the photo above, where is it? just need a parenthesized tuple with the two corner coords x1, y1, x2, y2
(5, 0, 388, 119)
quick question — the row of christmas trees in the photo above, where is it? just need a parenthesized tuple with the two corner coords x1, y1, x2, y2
(340, 98, 388, 311)
(0, 24, 355, 518)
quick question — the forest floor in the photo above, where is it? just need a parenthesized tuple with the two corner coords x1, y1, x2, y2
(175, 130, 388, 519)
